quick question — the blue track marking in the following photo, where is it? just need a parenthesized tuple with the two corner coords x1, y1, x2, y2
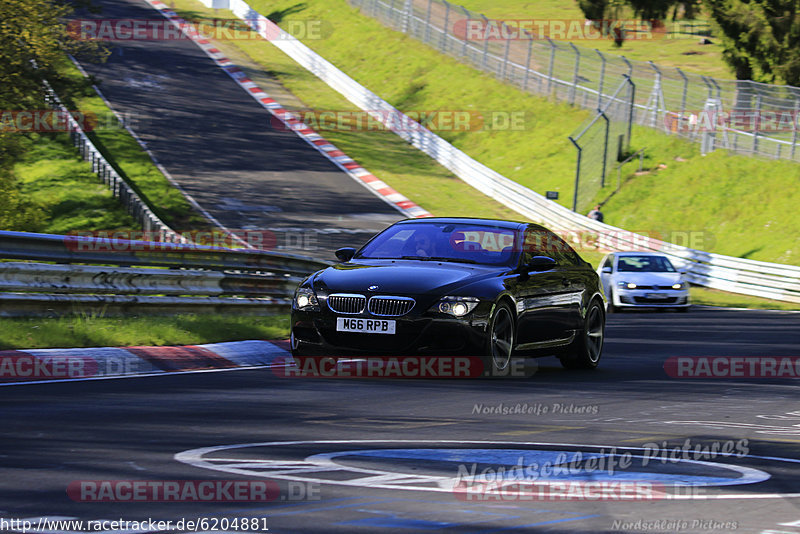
(326, 447, 770, 486)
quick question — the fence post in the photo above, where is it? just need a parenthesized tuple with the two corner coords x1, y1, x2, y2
(501, 23, 511, 79)
(401, 0, 411, 33)
(424, 0, 432, 43)
(752, 93, 761, 154)
(546, 38, 556, 97)
(676, 67, 688, 116)
(460, 7, 470, 58)
(440, 1, 450, 51)
(569, 42, 580, 105)
(624, 74, 635, 148)
(481, 14, 490, 70)
(600, 111, 610, 188)
(595, 49, 606, 110)
(569, 136, 582, 212)
(522, 34, 533, 91)
(792, 99, 799, 160)
(646, 60, 664, 128)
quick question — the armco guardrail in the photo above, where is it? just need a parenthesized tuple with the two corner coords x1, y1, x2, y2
(193, 0, 800, 304)
(0, 231, 328, 317)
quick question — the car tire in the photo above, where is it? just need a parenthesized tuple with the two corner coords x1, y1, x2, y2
(560, 299, 605, 370)
(484, 301, 515, 376)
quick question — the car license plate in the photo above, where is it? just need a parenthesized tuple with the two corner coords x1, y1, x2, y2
(336, 317, 396, 334)
(645, 293, 669, 299)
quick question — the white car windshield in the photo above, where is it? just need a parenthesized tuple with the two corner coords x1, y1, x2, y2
(616, 255, 676, 272)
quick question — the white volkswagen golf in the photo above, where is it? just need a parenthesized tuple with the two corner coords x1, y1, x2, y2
(597, 252, 690, 312)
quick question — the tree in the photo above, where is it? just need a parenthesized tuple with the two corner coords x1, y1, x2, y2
(0, 0, 106, 231)
(625, 0, 680, 20)
(704, 0, 800, 84)
(577, 0, 608, 21)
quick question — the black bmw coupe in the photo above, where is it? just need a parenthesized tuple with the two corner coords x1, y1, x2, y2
(290, 218, 606, 371)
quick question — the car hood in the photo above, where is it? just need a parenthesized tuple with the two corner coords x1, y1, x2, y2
(611, 271, 682, 286)
(315, 260, 499, 295)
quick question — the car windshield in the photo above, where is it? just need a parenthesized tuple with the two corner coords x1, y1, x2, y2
(616, 255, 676, 272)
(356, 222, 519, 266)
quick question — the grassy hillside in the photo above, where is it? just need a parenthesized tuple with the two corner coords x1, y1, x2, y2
(172, 0, 799, 266)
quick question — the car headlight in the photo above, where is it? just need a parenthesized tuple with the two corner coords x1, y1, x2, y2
(672, 282, 686, 290)
(431, 296, 480, 317)
(294, 287, 319, 310)
(618, 281, 637, 290)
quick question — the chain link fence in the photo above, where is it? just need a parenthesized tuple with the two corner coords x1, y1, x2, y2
(569, 76, 634, 213)
(350, 0, 800, 165)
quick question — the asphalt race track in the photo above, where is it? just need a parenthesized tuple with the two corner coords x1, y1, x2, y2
(31, 1, 800, 533)
(1, 308, 799, 533)
(73, 0, 403, 257)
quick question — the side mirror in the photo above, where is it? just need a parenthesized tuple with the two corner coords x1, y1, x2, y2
(524, 256, 557, 272)
(335, 247, 356, 262)
(601, 266, 612, 274)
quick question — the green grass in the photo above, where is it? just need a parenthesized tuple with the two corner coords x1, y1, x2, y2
(0, 314, 290, 350)
(12, 134, 139, 234)
(453, 0, 733, 79)
(690, 287, 800, 311)
(50, 56, 210, 232)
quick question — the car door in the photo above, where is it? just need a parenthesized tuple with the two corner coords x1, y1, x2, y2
(512, 227, 582, 348)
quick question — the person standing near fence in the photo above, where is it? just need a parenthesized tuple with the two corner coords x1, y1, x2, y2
(588, 204, 604, 222)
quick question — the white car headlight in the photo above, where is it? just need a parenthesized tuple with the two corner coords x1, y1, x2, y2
(672, 282, 686, 290)
(618, 281, 637, 290)
(294, 287, 319, 310)
(432, 296, 480, 317)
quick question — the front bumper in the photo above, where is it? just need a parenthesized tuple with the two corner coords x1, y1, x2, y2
(613, 288, 690, 308)
(290, 303, 492, 356)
